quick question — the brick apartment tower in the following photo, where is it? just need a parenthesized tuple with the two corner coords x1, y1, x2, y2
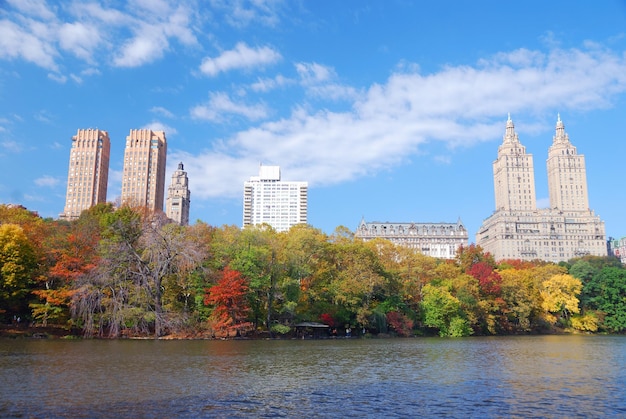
(60, 129, 111, 221)
(120, 129, 167, 212)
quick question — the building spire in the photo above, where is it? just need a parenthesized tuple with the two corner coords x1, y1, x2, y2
(554, 113, 569, 144)
(504, 113, 518, 144)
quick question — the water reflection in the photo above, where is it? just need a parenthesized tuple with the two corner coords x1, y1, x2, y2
(1, 336, 625, 418)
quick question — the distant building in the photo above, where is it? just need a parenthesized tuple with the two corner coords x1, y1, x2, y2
(120, 129, 167, 212)
(166, 162, 191, 226)
(476, 115, 607, 262)
(243, 165, 308, 232)
(60, 129, 111, 221)
(355, 218, 468, 259)
(608, 237, 626, 264)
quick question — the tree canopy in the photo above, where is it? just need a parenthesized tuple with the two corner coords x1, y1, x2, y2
(1, 203, 625, 338)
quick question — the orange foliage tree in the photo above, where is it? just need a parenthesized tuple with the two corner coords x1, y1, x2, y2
(204, 266, 252, 337)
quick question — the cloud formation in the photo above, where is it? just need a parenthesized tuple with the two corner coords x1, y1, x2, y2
(190, 92, 269, 122)
(199, 43, 282, 77)
(173, 45, 626, 201)
(0, 0, 199, 72)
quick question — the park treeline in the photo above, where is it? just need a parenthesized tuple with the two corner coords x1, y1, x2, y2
(1, 203, 625, 339)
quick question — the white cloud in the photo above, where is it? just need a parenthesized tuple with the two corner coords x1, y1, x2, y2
(48, 72, 67, 83)
(209, 0, 284, 28)
(142, 121, 178, 135)
(150, 106, 175, 118)
(250, 74, 292, 92)
(199, 42, 282, 77)
(58, 21, 102, 61)
(34, 175, 60, 187)
(0, 19, 59, 70)
(114, 28, 169, 67)
(181, 45, 626, 200)
(295, 62, 358, 101)
(1, 140, 22, 153)
(296, 62, 334, 84)
(191, 92, 269, 122)
(6, 0, 56, 21)
(1, 1, 199, 71)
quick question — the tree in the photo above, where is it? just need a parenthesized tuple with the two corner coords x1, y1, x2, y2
(328, 239, 388, 329)
(455, 244, 496, 273)
(584, 267, 626, 332)
(31, 211, 104, 327)
(72, 207, 206, 338)
(230, 225, 283, 334)
(499, 268, 541, 332)
(204, 266, 252, 337)
(0, 224, 37, 319)
(386, 311, 414, 337)
(468, 261, 502, 296)
(421, 282, 472, 337)
(540, 274, 582, 324)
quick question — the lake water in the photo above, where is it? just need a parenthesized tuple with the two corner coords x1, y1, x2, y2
(1, 335, 625, 418)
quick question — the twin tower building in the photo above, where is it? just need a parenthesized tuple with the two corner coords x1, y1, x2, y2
(59, 129, 190, 225)
(476, 115, 607, 262)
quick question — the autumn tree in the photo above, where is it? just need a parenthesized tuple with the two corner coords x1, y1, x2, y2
(72, 207, 205, 338)
(540, 274, 582, 325)
(0, 224, 37, 320)
(280, 224, 329, 324)
(204, 266, 252, 337)
(229, 225, 283, 334)
(30, 206, 109, 326)
(328, 237, 388, 330)
(499, 268, 541, 332)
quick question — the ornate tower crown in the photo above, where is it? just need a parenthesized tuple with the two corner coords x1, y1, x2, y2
(553, 113, 570, 145)
(503, 113, 519, 144)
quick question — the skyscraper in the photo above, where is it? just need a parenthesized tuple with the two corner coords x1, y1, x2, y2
(243, 165, 308, 232)
(120, 129, 167, 212)
(60, 129, 110, 221)
(476, 115, 606, 262)
(493, 115, 537, 212)
(166, 162, 191, 225)
(547, 114, 589, 212)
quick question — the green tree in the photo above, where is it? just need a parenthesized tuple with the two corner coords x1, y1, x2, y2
(584, 266, 626, 332)
(421, 281, 472, 337)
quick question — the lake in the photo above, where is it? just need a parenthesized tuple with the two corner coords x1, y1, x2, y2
(1, 335, 625, 418)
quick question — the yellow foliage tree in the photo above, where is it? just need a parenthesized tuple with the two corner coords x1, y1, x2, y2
(540, 273, 582, 322)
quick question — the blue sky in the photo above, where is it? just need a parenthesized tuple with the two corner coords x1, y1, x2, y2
(2, 0, 626, 241)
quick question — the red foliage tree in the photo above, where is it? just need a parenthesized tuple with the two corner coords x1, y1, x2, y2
(469, 261, 502, 296)
(386, 311, 414, 337)
(204, 266, 252, 337)
(319, 312, 335, 327)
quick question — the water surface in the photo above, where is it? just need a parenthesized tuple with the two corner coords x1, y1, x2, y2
(1, 335, 625, 418)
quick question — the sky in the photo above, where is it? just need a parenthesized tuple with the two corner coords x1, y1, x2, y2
(2, 0, 626, 241)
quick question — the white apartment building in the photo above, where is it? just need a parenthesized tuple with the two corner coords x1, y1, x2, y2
(243, 165, 308, 232)
(355, 219, 468, 259)
(60, 129, 111, 221)
(477, 115, 606, 262)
